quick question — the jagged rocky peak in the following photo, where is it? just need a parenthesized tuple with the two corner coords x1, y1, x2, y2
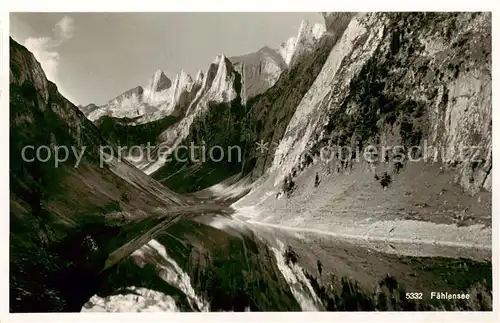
(229, 45, 287, 101)
(214, 54, 236, 73)
(171, 69, 194, 102)
(195, 69, 204, 84)
(213, 53, 226, 65)
(179, 69, 193, 83)
(147, 69, 172, 93)
(278, 19, 326, 67)
(211, 54, 237, 98)
(290, 20, 326, 65)
(321, 12, 353, 32)
(80, 103, 99, 116)
(211, 54, 233, 77)
(321, 12, 356, 38)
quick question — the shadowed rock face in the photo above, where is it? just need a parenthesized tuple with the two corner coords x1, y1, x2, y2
(322, 12, 355, 35)
(256, 13, 491, 196)
(9, 37, 187, 312)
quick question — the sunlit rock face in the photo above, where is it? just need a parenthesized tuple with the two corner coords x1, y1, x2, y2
(269, 12, 491, 196)
(85, 68, 197, 123)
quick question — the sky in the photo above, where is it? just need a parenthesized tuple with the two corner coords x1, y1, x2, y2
(10, 13, 324, 106)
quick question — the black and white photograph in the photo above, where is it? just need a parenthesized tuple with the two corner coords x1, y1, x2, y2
(5, 4, 497, 319)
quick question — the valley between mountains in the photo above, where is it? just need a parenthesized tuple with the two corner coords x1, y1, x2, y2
(10, 12, 492, 312)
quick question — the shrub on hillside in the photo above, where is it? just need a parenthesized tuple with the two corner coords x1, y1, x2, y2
(282, 174, 296, 198)
(284, 246, 299, 266)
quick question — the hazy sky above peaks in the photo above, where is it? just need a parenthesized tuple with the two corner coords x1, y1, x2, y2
(10, 12, 324, 106)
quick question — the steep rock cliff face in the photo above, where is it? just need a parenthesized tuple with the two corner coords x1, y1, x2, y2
(269, 12, 491, 196)
(279, 20, 327, 67)
(88, 54, 246, 193)
(241, 13, 355, 180)
(86, 68, 199, 124)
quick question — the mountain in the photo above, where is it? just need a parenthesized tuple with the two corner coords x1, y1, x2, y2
(10, 12, 493, 313)
(9, 37, 194, 312)
(146, 69, 172, 95)
(229, 46, 287, 102)
(82, 52, 246, 194)
(140, 54, 245, 189)
(85, 68, 199, 123)
(86, 19, 329, 192)
(78, 103, 99, 115)
(89, 12, 492, 199)
(240, 14, 353, 181)
(82, 19, 326, 124)
(228, 12, 491, 258)
(228, 19, 328, 103)
(268, 12, 492, 195)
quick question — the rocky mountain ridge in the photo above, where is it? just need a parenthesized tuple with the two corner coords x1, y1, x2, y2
(82, 19, 326, 124)
(86, 13, 491, 197)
